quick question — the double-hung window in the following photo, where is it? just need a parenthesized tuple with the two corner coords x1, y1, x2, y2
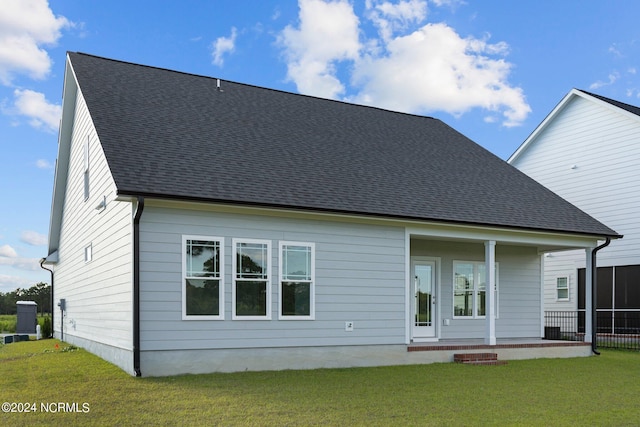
(279, 242, 314, 319)
(233, 239, 271, 319)
(182, 236, 224, 320)
(556, 277, 569, 301)
(453, 261, 499, 318)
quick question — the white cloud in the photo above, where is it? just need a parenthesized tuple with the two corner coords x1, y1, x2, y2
(278, 0, 530, 127)
(0, 244, 18, 258)
(608, 43, 623, 58)
(278, 0, 361, 99)
(0, 256, 41, 271)
(0, 0, 72, 85)
(36, 159, 53, 169)
(366, 0, 427, 41)
(20, 231, 47, 246)
(212, 27, 238, 67)
(13, 89, 61, 132)
(353, 23, 530, 126)
(589, 72, 619, 90)
(0, 274, 44, 293)
(431, 0, 465, 7)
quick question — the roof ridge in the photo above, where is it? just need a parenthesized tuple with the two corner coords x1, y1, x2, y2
(69, 51, 438, 121)
(70, 51, 224, 82)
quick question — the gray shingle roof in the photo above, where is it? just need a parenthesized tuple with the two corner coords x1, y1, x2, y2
(68, 52, 619, 238)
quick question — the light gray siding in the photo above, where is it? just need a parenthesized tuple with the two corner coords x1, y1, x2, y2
(411, 240, 542, 339)
(511, 94, 640, 309)
(139, 202, 407, 351)
(542, 250, 584, 310)
(53, 88, 134, 368)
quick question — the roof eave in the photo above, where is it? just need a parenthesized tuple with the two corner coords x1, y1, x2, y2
(115, 189, 622, 241)
(47, 53, 79, 256)
(508, 89, 583, 165)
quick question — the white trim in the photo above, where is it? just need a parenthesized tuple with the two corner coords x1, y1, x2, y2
(508, 88, 640, 165)
(182, 235, 225, 321)
(508, 89, 579, 164)
(405, 230, 411, 344)
(141, 199, 608, 250)
(409, 256, 441, 342)
(452, 260, 499, 320)
(484, 240, 496, 346)
(278, 241, 315, 320)
(232, 238, 272, 320)
(556, 276, 570, 301)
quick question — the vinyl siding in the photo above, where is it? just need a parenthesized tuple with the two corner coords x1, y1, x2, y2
(139, 202, 407, 351)
(53, 88, 133, 351)
(511, 95, 640, 309)
(411, 240, 542, 338)
(542, 250, 584, 310)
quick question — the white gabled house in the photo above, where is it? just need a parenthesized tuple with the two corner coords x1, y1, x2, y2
(509, 89, 640, 334)
(44, 53, 620, 377)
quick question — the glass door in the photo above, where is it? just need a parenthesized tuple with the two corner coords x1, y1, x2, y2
(412, 260, 436, 339)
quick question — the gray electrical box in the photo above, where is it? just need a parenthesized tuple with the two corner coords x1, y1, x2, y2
(16, 301, 38, 334)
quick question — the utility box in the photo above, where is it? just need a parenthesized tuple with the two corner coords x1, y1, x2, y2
(16, 301, 38, 334)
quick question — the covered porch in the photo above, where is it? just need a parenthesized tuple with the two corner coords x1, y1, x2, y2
(406, 338, 591, 365)
(406, 224, 605, 349)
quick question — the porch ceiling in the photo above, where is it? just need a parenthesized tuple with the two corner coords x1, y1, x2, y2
(408, 224, 603, 253)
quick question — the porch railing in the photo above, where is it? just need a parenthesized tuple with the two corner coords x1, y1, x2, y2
(544, 310, 640, 351)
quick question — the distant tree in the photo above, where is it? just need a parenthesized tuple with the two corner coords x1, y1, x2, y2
(0, 290, 19, 314)
(24, 282, 51, 315)
(0, 282, 51, 315)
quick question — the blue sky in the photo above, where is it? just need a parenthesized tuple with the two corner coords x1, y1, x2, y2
(2, 0, 640, 293)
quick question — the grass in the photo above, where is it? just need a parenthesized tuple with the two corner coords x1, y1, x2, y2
(0, 314, 50, 334)
(1, 340, 640, 426)
(0, 314, 17, 333)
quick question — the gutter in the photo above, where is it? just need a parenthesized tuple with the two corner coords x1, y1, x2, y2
(39, 259, 54, 338)
(133, 196, 144, 376)
(591, 237, 611, 355)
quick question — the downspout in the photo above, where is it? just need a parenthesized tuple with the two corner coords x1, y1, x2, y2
(39, 259, 54, 338)
(591, 237, 611, 355)
(133, 196, 145, 377)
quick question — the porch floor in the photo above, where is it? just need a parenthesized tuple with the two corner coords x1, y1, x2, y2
(408, 338, 589, 352)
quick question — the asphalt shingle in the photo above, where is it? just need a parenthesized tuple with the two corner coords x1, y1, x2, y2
(68, 52, 619, 238)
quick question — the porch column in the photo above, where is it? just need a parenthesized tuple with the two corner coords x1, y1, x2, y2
(484, 240, 496, 345)
(584, 248, 593, 343)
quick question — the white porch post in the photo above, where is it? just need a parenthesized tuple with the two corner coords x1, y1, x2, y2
(484, 240, 496, 345)
(584, 248, 593, 343)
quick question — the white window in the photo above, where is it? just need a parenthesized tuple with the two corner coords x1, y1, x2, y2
(279, 242, 315, 320)
(233, 239, 271, 319)
(453, 261, 499, 319)
(83, 135, 90, 201)
(556, 277, 569, 301)
(182, 236, 224, 320)
(84, 243, 92, 263)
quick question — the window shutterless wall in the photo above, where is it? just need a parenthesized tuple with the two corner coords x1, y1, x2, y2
(138, 202, 407, 351)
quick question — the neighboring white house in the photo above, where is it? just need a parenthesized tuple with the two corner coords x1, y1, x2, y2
(44, 54, 619, 377)
(509, 89, 640, 333)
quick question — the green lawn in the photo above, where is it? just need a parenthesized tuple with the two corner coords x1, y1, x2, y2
(1, 339, 639, 426)
(0, 314, 50, 334)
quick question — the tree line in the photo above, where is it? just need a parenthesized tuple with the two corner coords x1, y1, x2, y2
(0, 282, 51, 315)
